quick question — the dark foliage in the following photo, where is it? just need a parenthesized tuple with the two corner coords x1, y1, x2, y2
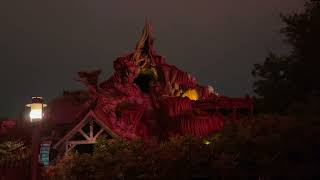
(252, 53, 293, 113)
(44, 115, 320, 179)
(252, 0, 320, 114)
(0, 140, 31, 167)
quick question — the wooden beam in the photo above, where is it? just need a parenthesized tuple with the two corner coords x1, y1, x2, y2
(89, 119, 93, 138)
(54, 110, 120, 150)
(53, 115, 88, 149)
(93, 129, 104, 140)
(78, 129, 90, 140)
(69, 140, 96, 145)
(89, 111, 120, 139)
(67, 144, 76, 152)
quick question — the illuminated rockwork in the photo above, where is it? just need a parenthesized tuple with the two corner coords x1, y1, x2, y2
(47, 21, 253, 143)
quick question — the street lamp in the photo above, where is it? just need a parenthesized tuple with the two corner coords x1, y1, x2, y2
(26, 97, 46, 180)
(26, 97, 47, 122)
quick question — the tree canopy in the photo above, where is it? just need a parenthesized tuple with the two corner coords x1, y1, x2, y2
(252, 0, 320, 114)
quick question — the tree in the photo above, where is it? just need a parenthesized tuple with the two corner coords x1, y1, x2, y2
(252, 53, 293, 113)
(252, 0, 320, 114)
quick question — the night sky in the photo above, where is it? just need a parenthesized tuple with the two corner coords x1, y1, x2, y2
(1, 0, 303, 118)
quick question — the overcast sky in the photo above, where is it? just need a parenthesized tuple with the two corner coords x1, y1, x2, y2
(0, 0, 304, 117)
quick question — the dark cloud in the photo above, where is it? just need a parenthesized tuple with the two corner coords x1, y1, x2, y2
(0, 0, 303, 117)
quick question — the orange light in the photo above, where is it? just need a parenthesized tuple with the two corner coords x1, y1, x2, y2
(182, 89, 199, 101)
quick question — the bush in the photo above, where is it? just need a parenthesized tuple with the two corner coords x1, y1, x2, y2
(0, 140, 30, 163)
(45, 115, 320, 179)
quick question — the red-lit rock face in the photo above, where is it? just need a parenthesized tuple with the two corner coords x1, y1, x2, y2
(48, 22, 252, 140)
(82, 22, 226, 140)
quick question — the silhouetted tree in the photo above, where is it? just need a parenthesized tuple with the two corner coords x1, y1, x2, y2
(252, 53, 293, 113)
(252, 0, 320, 114)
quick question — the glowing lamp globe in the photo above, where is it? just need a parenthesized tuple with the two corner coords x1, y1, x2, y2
(26, 97, 47, 122)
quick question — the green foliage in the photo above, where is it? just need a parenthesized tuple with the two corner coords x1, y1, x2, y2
(252, 0, 320, 114)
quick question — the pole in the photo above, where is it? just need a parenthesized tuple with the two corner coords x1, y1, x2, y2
(31, 122, 40, 180)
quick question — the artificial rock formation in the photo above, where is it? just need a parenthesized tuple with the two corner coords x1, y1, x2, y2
(48, 22, 253, 141)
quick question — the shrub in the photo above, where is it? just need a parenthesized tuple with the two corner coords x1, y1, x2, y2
(45, 115, 320, 179)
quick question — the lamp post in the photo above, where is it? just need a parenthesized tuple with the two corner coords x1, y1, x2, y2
(26, 97, 47, 180)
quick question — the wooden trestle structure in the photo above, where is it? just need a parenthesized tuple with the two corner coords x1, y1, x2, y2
(53, 111, 118, 154)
